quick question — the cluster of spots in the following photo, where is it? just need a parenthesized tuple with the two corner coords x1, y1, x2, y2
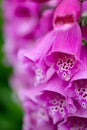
(65, 116, 87, 130)
(54, 53, 78, 81)
(54, 15, 74, 26)
(74, 79, 87, 109)
(40, 91, 68, 117)
(35, 68, 45, 86)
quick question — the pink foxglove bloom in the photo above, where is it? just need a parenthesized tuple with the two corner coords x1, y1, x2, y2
(58, 116, 87, 130)
(45, 23, 82, 81)
(3, 1, 54, 65)
(3, 1, 39, 21)
(53, 0, 81, 29)
(37, 90, 75, 124)
(18, 30, 57, 86)
(3, 0, 87, 130)
(3, 1, 39, 65)
(23, 99, 57, 130)
(65, 46, 87, 117)
(35, 75, 76, 124)
(3, 1, 39, 37)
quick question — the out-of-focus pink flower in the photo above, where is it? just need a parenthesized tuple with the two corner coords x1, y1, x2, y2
(45, 23, 82, 81)
(3, 1, 54, 65)
(3, 1, 40, 20)
(82, 0, 87, 16)
(35, 9, 53, 37)
(58, 116, 87, 130)
(3, 1, 39, 65)
(3, 1, 39, 37)
(53, 0, 81, 29)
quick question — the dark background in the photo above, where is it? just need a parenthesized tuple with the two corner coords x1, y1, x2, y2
(0, 1, 23, 130)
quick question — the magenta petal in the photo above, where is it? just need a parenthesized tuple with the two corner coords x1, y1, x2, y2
(23, 99, 57, 130)
(45, 23, 82, 81)
(36, 75, 76, 124)
(53, 0, 81, 28)
(38, 9, 53, 35)
(18, 30, 56, 62)
(58, 116, 87, 130)
(37, 90, 76, 124)
(18, 30, 57, 86)
(65, 46, 87, 117)
(72, 46, 87, 80)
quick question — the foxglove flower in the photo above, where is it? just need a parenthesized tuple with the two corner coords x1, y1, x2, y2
(35, 74, 76, 124)
(18, 30, 57, 86)
(3, 0, 39, 21)
(3, 1, 39, 65)
(53, 0, 81, 29)
(4, 2, 39, 37)
(23, 99, 58, 130)
(58, 116, 87, 130)
(65, 46, 87, 117)
(45, 23, 82, 81)
(3, 0, 87, 130)
(3, 1, 55, 65)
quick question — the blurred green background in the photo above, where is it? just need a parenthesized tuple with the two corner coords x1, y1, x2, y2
(0, 1, 23, 130)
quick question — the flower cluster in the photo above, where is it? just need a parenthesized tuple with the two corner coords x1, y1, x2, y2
(3, 0, 87, 130)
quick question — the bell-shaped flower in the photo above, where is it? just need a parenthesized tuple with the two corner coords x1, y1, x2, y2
(58, 116, 87, 130)
(36, 74, 76, 124)
(65, 46, 87, 117)
(53, 0, 81, 29)
(45, 23, 82, 81)
(3, 0, 39, 21)
(23, 99, 57, 130)
(18, 30, 57, 86)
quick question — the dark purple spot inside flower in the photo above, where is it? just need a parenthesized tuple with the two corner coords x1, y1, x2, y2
(55, 15, 74, 25)
(15, 6, 31, 18)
